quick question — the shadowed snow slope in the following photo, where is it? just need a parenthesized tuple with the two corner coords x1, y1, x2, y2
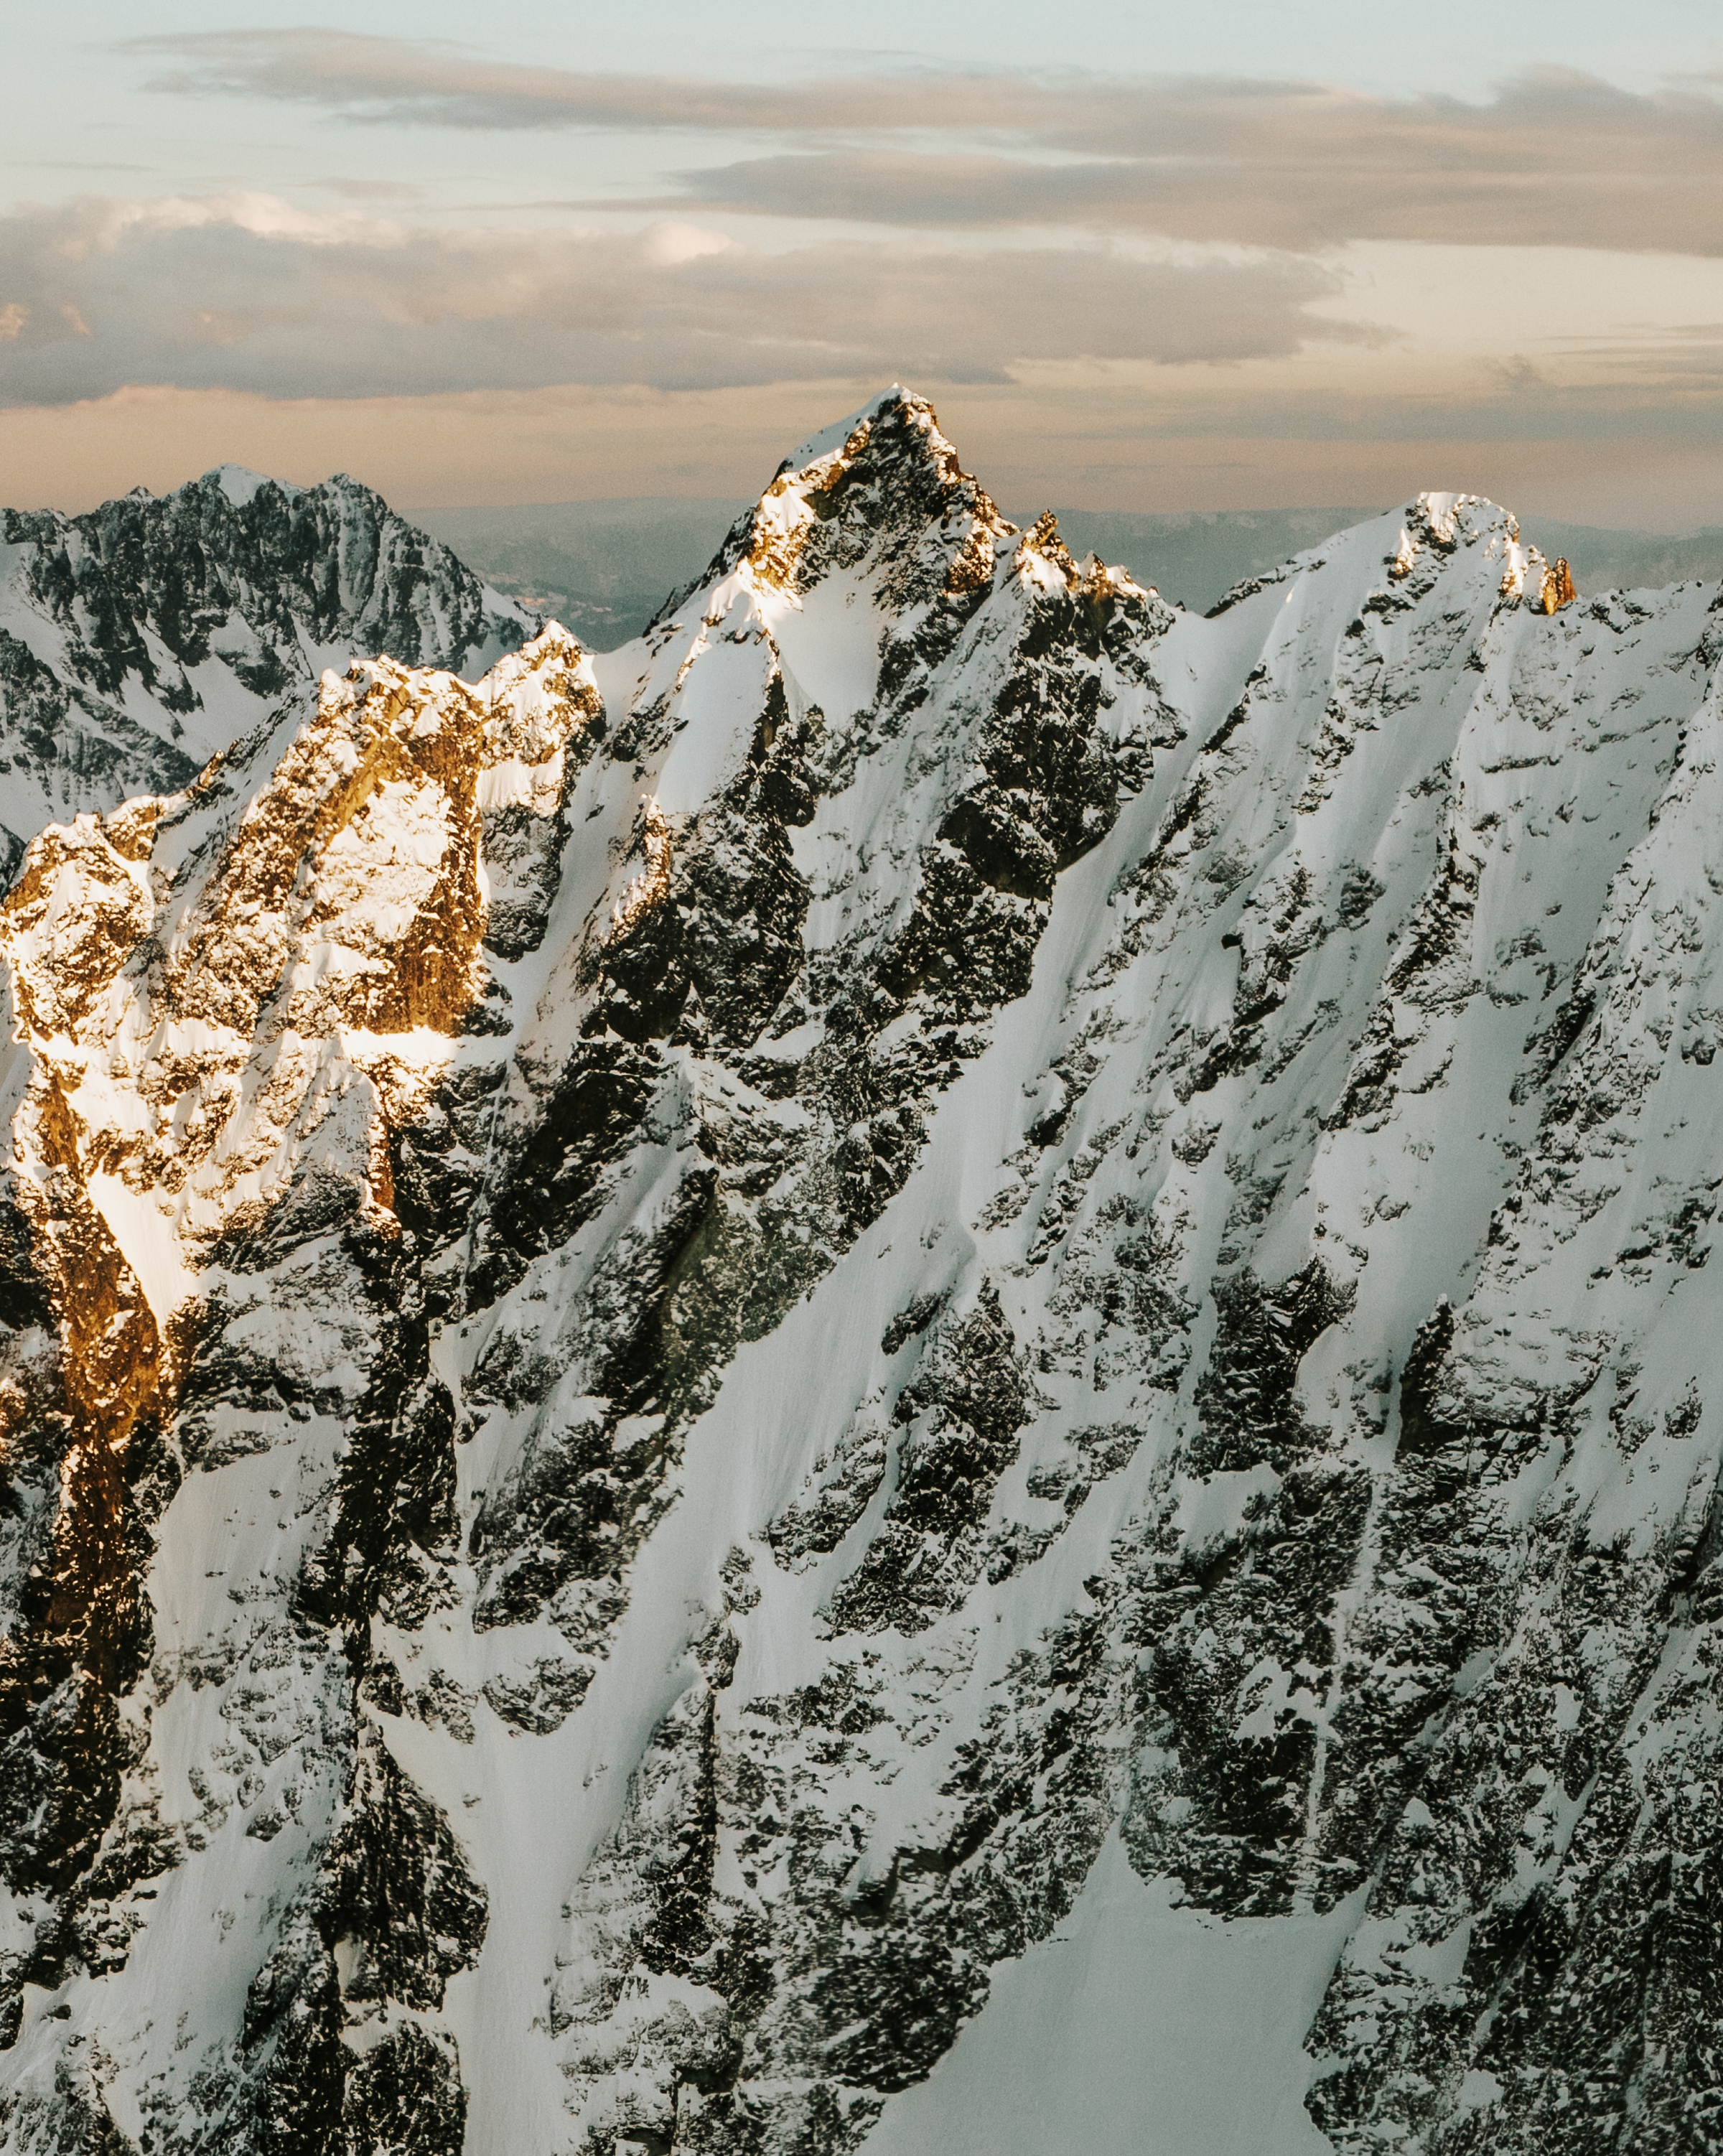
(0, 391, 1720, 2156)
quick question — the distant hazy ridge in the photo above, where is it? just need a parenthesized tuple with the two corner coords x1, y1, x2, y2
(414, 497, 1723, 648)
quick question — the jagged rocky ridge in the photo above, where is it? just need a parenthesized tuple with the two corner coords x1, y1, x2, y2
(0, 389, 1719, 2153)
(0, 465, 534, 888)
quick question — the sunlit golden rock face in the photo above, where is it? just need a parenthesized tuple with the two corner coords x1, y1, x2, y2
(1538, 555, 1578, 613)
(1, 611, 602, 1368)
(2, 624, 599, 1267)
(0, 627, 600, 1935)
(1493, 537, 1579, 615)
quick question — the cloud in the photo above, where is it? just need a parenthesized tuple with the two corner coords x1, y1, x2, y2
(129, 32, 1723, 255)
(0, 193, 1365, 407)
(662, 134, 1723, 257)
(127, 29, 1049, 135)
(640, 221, 737, 268)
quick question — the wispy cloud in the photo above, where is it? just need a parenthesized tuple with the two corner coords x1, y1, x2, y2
(130, 32, 1723, 255)
(128, 29, 1060, 135)
(0, 193, 1369, 407)
(659, 130, 1723, 256)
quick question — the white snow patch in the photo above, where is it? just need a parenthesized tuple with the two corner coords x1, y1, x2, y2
(206, 465, 274, 508)
(87, 1171, 196, 1322)
(864, 1835, 1353, 2156)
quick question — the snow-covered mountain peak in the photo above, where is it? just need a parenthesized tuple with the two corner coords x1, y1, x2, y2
(1, 395, 1722, 2155)
(658, 386, 1015, 636)
(0, 467, 538, 895)
(0, 624, 599, 1363)
(205, 465, 298, 511)
(780, 384, 911, 472)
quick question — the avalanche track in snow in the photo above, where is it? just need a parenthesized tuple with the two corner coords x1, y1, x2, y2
(0, 389, 1719, 2155)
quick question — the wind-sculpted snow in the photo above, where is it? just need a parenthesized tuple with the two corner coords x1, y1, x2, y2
(0, 467, 535, 892)
(0, 390, 1721, 2154)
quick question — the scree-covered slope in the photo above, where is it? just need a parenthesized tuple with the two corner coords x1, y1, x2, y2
(0, 465, 535, 886)
(0, 389, 1719, 2156)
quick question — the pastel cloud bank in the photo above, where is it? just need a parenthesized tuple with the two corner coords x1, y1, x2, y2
(2, 28, 1719, 518)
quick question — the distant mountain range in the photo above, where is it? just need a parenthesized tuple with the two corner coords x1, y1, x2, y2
(414, 495, 1723, 647)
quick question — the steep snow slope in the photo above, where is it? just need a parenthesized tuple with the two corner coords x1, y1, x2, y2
(0, 467, 535, 885)
(0, 391, 1719, 2156)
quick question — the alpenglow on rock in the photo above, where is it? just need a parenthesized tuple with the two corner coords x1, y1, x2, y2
(0, 464, 535, 889)
(0, 388, 1719, 2155)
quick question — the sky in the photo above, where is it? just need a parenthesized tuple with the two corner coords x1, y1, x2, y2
(4, 1, 1723, 524)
